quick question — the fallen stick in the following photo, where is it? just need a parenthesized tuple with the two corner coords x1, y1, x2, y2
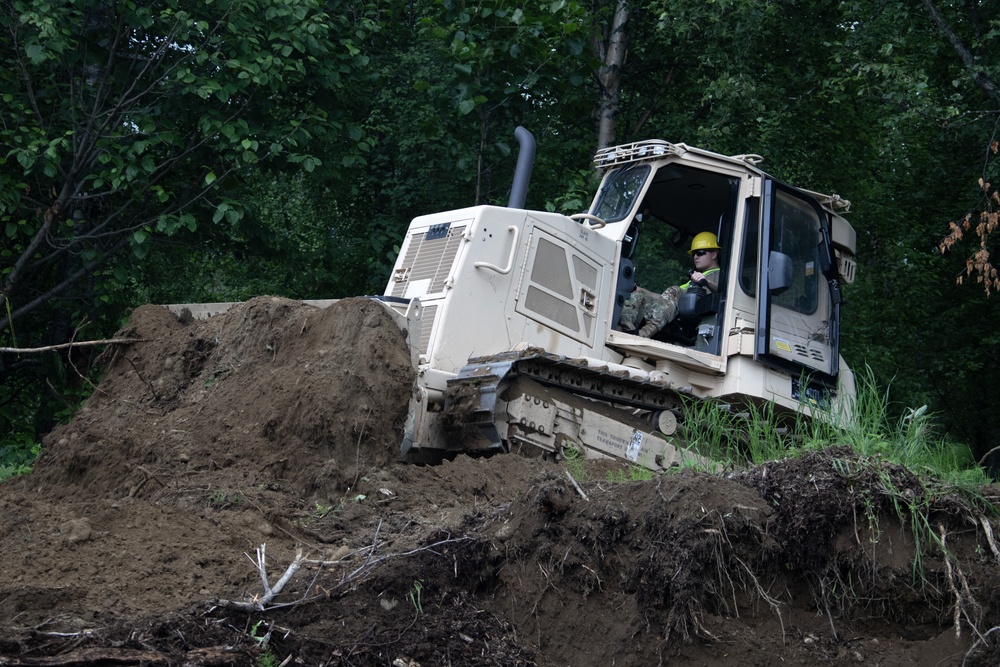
(565, 470, 589, 501)
(218, 530, 473, 613)
(244, 544, 305, 610)
(0, 338, 143, 354)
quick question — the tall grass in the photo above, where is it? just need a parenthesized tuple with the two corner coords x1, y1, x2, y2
(828, 365, 987, 487)
(680, 365, 989, 488)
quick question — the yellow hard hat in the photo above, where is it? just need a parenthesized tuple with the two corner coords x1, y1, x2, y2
(688, 231, 721, 254)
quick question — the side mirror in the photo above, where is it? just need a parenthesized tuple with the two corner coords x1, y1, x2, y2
(768, 251, 793, 294)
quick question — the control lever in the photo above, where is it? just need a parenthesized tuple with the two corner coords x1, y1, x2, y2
(687, 269, 710, 289)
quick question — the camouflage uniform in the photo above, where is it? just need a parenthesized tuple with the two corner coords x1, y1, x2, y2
(619, 286, 682, 337)
(619, 268, 720, 338)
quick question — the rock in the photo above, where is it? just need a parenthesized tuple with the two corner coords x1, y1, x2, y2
(60, 518, 92, 544)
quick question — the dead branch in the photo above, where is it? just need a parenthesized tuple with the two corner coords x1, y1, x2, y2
(126, 357, 159, 400)
(564, 470, 589, 501)
(0, 646, 172, 665)
(218, 527, 473, 613)
(0, 338, 143, 354)
(242, 544, 305, 610)
(978, 444, 1000, 467)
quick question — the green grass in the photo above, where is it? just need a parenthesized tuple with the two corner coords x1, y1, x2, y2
(679, 365, 989, 489)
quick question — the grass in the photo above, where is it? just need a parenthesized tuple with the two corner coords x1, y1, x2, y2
(606, 464, 655, 483)
(407, 579, 425, 615)
(680, 365, 990, 489)
(208, 489, 243, 509)
(561, 446, 588, 481)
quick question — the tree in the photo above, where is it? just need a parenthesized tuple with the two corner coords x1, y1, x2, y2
(0, 0, 371, 441)
(0, 0, 369, 334)
(594, 0, 629, 148)
(924, 0, 1000, 295)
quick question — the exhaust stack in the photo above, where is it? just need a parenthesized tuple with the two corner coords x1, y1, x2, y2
(508, 126, 535, 209)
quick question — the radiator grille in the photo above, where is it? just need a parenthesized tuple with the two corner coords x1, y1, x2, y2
(417, 304, 437, 354)
(794, 344, 826, 363)
(390, 226, 466, 298)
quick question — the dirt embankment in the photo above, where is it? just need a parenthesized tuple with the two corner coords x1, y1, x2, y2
(1, 296, 999, 667)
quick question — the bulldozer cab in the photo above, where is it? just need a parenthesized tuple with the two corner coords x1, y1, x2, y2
(598, 161, 738, 354)
(589, 141, 856, 400)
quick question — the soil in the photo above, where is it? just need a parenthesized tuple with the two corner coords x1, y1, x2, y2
(2, 296, 1000, 666)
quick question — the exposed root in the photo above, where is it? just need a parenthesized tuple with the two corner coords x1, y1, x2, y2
(939, 523, 981, 640)
(732, 554, 786, 642)
(976, 513, 1000, 563)
(217, 522, 473, 613)
(963, 625, 1000, 667)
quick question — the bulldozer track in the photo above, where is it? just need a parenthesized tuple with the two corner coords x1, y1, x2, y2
(443, 351, 691, 452)
(450, 350, 690, 413)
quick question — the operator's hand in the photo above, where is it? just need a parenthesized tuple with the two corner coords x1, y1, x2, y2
(690, 271, 707, 285)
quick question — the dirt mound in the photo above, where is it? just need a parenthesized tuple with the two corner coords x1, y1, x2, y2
(29, 296, 414, 501)
(2, 297, 1000, 666)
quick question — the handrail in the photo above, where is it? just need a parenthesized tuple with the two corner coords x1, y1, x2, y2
(474, 225, 520, 275)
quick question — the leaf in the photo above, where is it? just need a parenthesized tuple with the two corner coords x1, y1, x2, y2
(24, 43, 46, 65)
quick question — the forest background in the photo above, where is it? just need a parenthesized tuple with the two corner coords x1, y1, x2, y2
(2, 0, 999, 475)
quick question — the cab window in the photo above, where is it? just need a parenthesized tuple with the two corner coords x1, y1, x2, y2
(739, 190, 821, 314)
(591, 164, 651, 223)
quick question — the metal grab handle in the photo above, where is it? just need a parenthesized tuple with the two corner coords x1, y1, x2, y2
(569, 213, 607, 229)
(474, 225, 520, 275)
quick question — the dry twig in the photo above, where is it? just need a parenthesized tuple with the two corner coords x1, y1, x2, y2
(218, 524, 472, 613)
(565, 470, 589, 501)
(0, 338, 142, 354)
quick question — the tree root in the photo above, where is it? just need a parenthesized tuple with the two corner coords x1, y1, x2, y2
(216, 521, 472, 612)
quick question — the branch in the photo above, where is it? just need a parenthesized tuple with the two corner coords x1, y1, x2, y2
(0, 338, 143, 354)
(920, 0, 1000, 104)
(565, 469, 589, 501)
(220, 531, 472, 613)
(0, 237, 127, 333)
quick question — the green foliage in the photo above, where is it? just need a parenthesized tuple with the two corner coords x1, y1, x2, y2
(682, 366, 987, 488)
(560, 446, 588, 482)
(830, 367, 986, 487)
(606, 464, 654, 483)
(407, 579, 425, 615)
(249, 619, 278, 666)
(2, 0, 1000, 477)
(0, 0, 375, 451)
(0, 439, 40, 481)
(208, 489, 242, 509)
(255, 651, 278, 667)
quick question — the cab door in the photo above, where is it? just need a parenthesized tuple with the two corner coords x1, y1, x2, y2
(755, 179, 841, 390)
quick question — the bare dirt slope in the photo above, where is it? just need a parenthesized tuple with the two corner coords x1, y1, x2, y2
(2, 296, 1000, 666)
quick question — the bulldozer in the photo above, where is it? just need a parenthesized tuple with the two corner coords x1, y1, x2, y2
(172, 128, 857, 471)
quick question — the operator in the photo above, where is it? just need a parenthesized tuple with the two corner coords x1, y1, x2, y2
(619, 231, 722, 338)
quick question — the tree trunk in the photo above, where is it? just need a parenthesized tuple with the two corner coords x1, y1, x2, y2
(595, 0, 629, 149)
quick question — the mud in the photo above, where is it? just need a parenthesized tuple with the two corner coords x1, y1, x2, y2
(1, 296, 999, 666)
